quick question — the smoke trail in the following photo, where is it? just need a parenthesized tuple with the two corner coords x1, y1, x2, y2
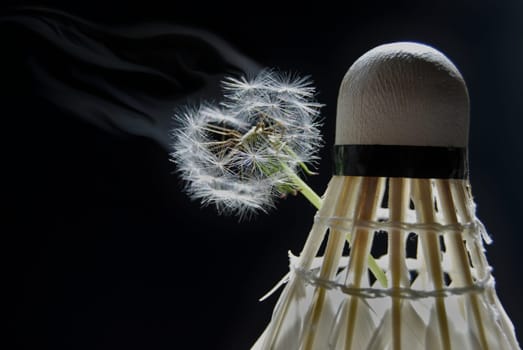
(0, 7, 260, 150)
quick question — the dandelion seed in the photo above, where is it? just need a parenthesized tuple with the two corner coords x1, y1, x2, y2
(170, 70, 323, 218)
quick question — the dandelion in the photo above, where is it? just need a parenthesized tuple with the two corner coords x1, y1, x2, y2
(170, 70, 323, 219)
(171, 68, 388, 303)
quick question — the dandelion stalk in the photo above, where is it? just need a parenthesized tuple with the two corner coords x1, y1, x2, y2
(280, 161, 322, 209)
(367, 248, 388, 287)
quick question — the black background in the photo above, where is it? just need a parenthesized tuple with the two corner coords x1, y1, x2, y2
(5, 1, 523, 349)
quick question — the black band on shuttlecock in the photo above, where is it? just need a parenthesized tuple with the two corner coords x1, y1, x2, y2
(333, 145, 468, 179)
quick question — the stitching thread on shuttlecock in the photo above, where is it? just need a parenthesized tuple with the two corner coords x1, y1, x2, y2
(314, 215, 482, 236)
(285, 215, 495, 299)
(291, 264, 494, 300)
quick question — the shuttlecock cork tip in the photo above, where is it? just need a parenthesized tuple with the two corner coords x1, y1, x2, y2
(336, 42, 469, 148)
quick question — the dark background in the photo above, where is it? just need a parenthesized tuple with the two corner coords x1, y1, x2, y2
(4, 1, 522, 349)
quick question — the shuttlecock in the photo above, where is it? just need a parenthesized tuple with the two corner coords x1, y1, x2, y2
(253, 42, 520, 350)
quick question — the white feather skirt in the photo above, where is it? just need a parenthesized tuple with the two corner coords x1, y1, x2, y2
(252, 176, 520, 350)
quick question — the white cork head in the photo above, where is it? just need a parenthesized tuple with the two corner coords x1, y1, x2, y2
(336, 42, 469, 147)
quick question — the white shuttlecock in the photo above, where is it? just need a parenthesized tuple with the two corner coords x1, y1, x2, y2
(253, 42, 520, 350)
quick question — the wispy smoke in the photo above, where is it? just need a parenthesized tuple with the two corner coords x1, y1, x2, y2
(0, 7, 260, 149)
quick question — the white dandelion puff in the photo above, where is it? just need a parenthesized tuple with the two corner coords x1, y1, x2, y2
(170, 70, 323, 218)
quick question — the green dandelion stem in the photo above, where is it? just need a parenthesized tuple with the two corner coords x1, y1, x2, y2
(368, 252, 388, 287)
(280, 162, 322, 209)
(346, 232, 388, 288)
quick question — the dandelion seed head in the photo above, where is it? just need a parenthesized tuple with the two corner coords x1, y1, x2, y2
(171, 69, 323, 218)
